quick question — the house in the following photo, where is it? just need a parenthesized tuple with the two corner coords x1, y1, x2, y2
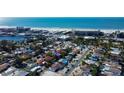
(0, 63, 10, 73)
(49, 62, 65, 72)
(101, 69, 121, 76)
(58, 35, 70, 41)
(36, 58, 44, 64)
(65, 55, 73, 61)
(72, 58, 79, 63)
(1, 66, 29, 76)
(110, 48, 121, 61)
(89, 54, 100, 61)
(30, 66, 42, 72)
(58, 67, 70, 75)
(44, 56, 55, 62)
(48, 45, 53, 48)
(26, 62, 37, 71)
(85, 59, 96, 64)
(52, 51, 61, 59)
(100, 62, 122, 76)
(82, 67, 91, 76)
(68, 52, 76, 57)
(11, 69, 29, 76)
(110, 48, 121, 55)
(42, 71, 62, 76)
(3, 53, 10, 56)
(58, 58, 68, 65)
(84, 36, 95, 39)
(1, 66, 17, 76)
(84, 53, 100, 65)
(56, 50, 67, 55)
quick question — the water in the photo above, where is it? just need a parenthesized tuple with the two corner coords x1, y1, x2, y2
(0, 36, 25, 41)
(0, 17, 124, 41)
(0, 17, 124, 29)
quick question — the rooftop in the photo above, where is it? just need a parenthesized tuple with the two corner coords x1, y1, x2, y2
(110, 48, 121, 55)
(42, 71, 62, 76)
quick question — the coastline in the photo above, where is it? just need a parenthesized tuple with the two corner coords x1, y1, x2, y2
(0, 25, 124, 33)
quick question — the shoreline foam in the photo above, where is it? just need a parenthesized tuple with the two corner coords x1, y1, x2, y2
(0, 25, 124, 33)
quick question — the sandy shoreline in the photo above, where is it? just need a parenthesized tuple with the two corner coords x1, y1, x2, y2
(0, 26, 124, 33)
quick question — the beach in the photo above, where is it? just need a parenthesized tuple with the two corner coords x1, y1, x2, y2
(0, 25, 124, 33)
(19, 27, 124, 33)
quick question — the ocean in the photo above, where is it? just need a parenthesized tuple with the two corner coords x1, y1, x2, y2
(0, 17, 124, 29)
(0, 17, 124, 41)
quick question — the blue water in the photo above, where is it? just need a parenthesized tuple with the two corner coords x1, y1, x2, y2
(0, 17, 124, 29)
(0, 17, 124, 41)
(0, 36, 25, 41)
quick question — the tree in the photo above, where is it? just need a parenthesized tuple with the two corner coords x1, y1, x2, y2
(46, 52, 54, 57)
(13, 56, 27, 68)
(120, 51, 124, 62)
(73, 37, 85, 45)
(90, 64, 98, 76)
(0, 40, 16, 52)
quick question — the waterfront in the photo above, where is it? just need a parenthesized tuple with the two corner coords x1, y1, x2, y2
(1, 17, 124, 29)
(0, 26, 124, 76)
(0, 17, 124, 76)
(0, 36, 25, 41)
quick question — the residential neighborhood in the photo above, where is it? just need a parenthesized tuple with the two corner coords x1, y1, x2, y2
(0, 27, 124, 76)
